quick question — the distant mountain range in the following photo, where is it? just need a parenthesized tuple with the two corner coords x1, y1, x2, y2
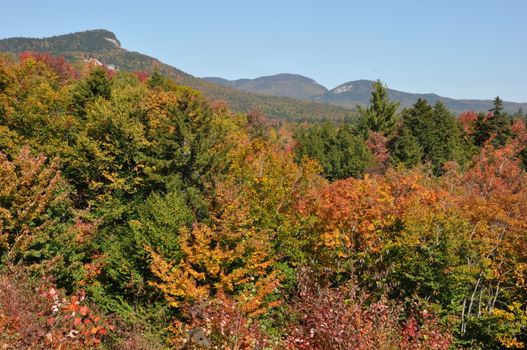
(205, 74, 328, 100)
(1, 29, 525, 120)
(205, 75, 527, 114)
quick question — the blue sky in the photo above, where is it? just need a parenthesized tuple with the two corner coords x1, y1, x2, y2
(1, 0, 526, 101)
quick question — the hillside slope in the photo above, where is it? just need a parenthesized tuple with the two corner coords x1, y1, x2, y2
(0, 30, 353, 122)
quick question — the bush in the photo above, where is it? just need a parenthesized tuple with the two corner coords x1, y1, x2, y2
(0, 266, 110, 349)
(284, 271, 452, 350)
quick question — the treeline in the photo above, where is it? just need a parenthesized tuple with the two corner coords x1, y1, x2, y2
(0, 54, 526, 349)
(295, 81, 526, 181)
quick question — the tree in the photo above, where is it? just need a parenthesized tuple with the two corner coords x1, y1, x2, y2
(390, 126, 423, 168)
(357, 80, 400, 136)
(474, 97, 512, 147)
(67, 76, 147, 208)
(297, 175, 396, 275)
(101, 188, 195, 298)
(401, 99, 467, 173)
(294, 123, 372, 180)
(0, 146, 70, 264)
(70, 67, 111, 117)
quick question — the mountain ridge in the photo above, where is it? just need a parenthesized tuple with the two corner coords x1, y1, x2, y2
(0, 30, 353, 122)
(1, 29, 525, 116)
(0, 29, 121, 53)
(206, 76, 527, 114)
(204, 73, 328, 100)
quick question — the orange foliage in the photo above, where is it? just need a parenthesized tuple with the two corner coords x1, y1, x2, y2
(296, 166, 453, 269)
(149, 218, 281, 316)
(459, 111, 478, 135)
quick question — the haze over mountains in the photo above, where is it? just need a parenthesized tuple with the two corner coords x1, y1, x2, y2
(1, 29, 525, 119)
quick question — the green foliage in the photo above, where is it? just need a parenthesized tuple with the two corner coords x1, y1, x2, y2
(95, 186, 196, 310)
(400, 99, 470, 173)
(70, 67, 112, 117)
(2, 56, 527, 349)
(132, 190, 194, 261)
(357, 80, 400, 136)
(390, 126, 423, 168)
(473, 96, 512, 147)
(294, 123, 372, 180)
(384, 210, 481, 316)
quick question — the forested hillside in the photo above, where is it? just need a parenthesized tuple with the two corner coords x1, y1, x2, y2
(1, 53, 527, 349)
(0, 30, 354, 122)
(205, 76, 527, 114)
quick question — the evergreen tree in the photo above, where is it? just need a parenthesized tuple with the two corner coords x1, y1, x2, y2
(489, 96, 512, 146)
(334, 126, 373, 179)
(473, 97, 512, 147)
(357, 80, 399, 136)
(514, 107, 524, 119)
(294, 123, 372, 180)
(490, 96, 504, 116)
(473, 112, 492, 146)
(400, 99, 467, 173)
(391, 126, 423, 168)
(294, 122, 338, 177)
(428, 102, 466, 170)
(400, 98, 434, 160)
(147, 69, 165, 89)
(70, 67, 111, 117)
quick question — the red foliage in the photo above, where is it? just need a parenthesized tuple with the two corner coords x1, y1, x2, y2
(284, 271, 452, 350)
(463, 139, 526, 196)
(0, 267, 111, 349)
(19, 51, 77, 81)
(458, 111, 478, 135)
(133, 70, 149, 82)
(247, 108, 279, 129)
(366, 131, 390, 174)
(170, 290, 271, 349)
(512, 118, 527, 144)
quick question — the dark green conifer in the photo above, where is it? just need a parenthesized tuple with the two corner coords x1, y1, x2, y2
(473, 96, 512, 146)
(391, 126, 423, 168)
(70, 67, 111, 117)
(357, 80, 399, 136)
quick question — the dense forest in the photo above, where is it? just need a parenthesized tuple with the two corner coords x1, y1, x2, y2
(1, 52, 526, 349)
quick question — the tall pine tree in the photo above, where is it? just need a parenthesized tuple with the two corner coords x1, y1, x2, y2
(357, 80, 399, 136)
(474, 97, 512, 147)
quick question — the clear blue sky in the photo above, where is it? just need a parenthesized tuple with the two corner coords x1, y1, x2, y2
(1, 0, 526, 101)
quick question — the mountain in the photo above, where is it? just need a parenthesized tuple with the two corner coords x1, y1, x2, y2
(207, 76, 527, 115)
(0, 30, 353, 122)
(0, 29, 121, 53)
(204, 74, 328, 100)
(2, 29, 525, 117)
(319, 80, 527, 114)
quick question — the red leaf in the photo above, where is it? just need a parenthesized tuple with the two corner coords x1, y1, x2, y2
(79, 305, 90, 316)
